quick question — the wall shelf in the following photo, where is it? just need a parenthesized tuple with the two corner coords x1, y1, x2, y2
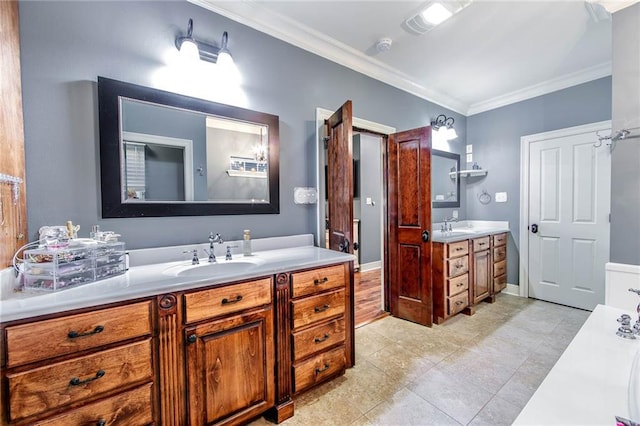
(450, 169, 488, 178)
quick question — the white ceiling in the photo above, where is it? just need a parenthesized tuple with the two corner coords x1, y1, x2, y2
(192, 0, 615, 115)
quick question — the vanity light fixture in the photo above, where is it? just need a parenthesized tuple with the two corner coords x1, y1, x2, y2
(176, 18, 233, 66)
(431, 114, 458, 141)
(403, 0, 473, 35)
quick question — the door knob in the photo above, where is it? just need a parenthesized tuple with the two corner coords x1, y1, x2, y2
(530, 224, 538, 234)
(422, 230, 430, 242)
(338, 238, 350, 253)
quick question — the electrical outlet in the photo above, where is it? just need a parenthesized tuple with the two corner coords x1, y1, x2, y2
(466, 144, 473, 153)
(496, 192, 507, 203)
(466, 153, 473, 163)
(452, 210, 458, 219)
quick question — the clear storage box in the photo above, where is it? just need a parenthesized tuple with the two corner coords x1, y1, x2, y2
(23, 241, 126, 292)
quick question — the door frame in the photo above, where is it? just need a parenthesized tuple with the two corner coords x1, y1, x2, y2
(519, 120, 611, 298)
(315, 107, 396, 310)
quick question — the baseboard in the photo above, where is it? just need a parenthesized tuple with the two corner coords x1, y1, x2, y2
(503, 283, 520, 296)
(605, 262, 640, 312)
(359, 261, 381, 272)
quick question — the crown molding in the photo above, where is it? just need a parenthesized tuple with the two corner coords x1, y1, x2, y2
(191, 0, 613, 117)
(587, 0, 639, 13)
(190, 0, 468, 114)
(467, 62, 612, 116)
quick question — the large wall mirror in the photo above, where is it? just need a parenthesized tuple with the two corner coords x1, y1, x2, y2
(98, 77, 279, 217)
(431, 149, 460, 208)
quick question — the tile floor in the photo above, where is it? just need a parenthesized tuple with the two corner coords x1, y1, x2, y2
(251, 293, 591, 426)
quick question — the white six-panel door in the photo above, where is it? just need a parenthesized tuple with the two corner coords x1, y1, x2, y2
(525, 122, 611, 310)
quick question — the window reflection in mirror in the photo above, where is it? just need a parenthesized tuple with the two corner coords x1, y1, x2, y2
(431, 149, 460, 208)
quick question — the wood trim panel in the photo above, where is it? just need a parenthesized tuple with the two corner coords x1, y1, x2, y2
(0, 0, 27, 268)
(156, 294, 186, 426)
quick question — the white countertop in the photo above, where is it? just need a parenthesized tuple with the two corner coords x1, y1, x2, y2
(514, 304, 640, 425)
(431, 220, 510, 243)
(0, 235, 354, 323)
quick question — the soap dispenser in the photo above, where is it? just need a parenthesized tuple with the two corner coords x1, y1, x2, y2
(243, 229, 252, 256)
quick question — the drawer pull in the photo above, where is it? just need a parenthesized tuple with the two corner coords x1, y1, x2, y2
(479, 242, 486, 246)
(67, 325, 104, 339)
(97, 420, 107, 426)
(314, 333, 330, 343)
(456, 282, 464, 287)
(221, 295, 243, 305)
(69, 369, 105, 386)
(314, 277, 329, 285)
(455, 301, 465, 306)
(314, 304, 330, 313)
(455, 262, 463, 269)
(455, 247, 464, 251)
(315, 363, 330, 374)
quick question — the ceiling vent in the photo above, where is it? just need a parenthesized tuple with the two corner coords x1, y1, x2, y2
(403, 0, 473, 35)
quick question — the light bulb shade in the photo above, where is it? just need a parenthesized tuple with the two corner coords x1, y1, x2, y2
(216, 50, 234, 68)
(445, 127, 458, 140)
(178, 38, 200, 63)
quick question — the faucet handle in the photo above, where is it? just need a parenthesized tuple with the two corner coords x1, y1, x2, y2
(629, 288, 640, 296)
(183, 249, 200, 265)
(225, 245, 238, 261)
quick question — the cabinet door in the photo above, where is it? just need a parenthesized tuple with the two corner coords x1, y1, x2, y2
(473, 250, 491, 304)
(185, 307, 274, 426)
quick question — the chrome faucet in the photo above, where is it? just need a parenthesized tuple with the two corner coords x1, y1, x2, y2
(629, 288, 640, 335)
(208, 232, 223, 263)
(226, 245, 238, 261)
(442, 216, 458, 233)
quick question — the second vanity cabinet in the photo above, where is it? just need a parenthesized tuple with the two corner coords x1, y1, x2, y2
(433, 231, 508, 323)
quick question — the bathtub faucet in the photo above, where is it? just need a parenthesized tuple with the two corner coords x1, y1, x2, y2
(629, 288, 640, 335)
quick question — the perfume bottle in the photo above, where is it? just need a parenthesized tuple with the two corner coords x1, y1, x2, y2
(243, 229, 252, 256)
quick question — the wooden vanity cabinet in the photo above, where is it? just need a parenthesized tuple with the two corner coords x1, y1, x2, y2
(492, 233, 508, 294)
(1, 301, 155, 425)
(288, 263, 353, 395)
(471, 236, 491, 305)
(432, 240, 470, 324)
(182, 278, 275, 426)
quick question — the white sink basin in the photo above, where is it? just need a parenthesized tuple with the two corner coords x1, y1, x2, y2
(446, 228, 477, 234)
(163, 258, 263, 278)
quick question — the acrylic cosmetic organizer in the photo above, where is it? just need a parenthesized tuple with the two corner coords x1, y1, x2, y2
(22, 241, 126, 292)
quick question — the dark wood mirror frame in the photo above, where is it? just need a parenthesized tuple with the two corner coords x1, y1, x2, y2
(431, 149, 461, 208)
(98, 76, 280, 218)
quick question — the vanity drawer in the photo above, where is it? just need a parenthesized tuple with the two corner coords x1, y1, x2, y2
(494, 259, 507, 277)
(494, 274, 507, 292)
(293, 346, 346, 394)
(291, 264, 345, 298)
(446, 240, 469, 257)
(184, 277, 272, 324)
(291, 289, 345, 329)
(493, 246, 507, 262)
(7, 339, 152, 421)
(446, 255, 469, 278)
(34, 382, 154, 426)
(5, 301, 152, 368)
(493, 233, 507, 247)
(448, 291, 468, 316)
(473, 236, 490, 252)
(292, 317, 345, 361)
(447, 273, 468, 296)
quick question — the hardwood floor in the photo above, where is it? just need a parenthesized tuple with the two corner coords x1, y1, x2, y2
(354, 268, 387, 328)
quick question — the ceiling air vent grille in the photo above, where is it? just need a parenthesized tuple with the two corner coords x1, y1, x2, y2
(403, 0, 473, 35)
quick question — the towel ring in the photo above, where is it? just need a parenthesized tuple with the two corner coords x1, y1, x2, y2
(479, 189, 491, 205)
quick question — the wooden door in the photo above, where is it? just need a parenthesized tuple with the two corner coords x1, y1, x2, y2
(388, 127, 433, 326)
(527, 125, 610, 310)
(185, 307, 274, 425)
(325, 101, 353, 254)
(472, 249, 490, 304)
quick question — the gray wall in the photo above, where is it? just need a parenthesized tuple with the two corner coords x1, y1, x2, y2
(19, 0, 465, 249)
(466, 77, 612, 285)
(610, 3, 640, 266)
